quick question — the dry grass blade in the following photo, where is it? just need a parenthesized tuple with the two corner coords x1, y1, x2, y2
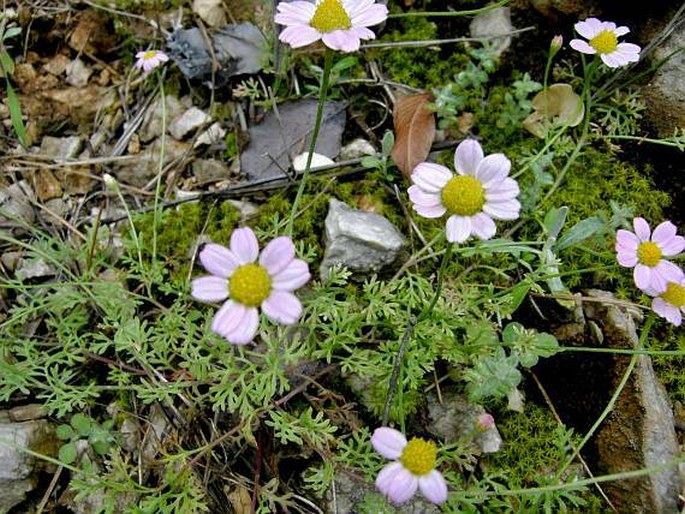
(391, 93, 436, 178)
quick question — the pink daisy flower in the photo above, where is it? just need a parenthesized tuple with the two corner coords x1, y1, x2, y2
(274, 0, 388, 52)
(569, 18, 640, 68)
(615, 218, 684, 293)
(407, 139, 520, 244)
(647, 275, 685, 327)
(191, 227, 310, 345)
(134, 49, 169, 73)
(371, 427, 448, 505)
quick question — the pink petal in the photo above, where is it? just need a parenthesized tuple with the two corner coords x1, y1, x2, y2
(322, 30, 360, 52)
(260, 236, 295, 275)
(271, 258, 310, 291)
(191, 276, 229, 303)
(475, 154, 511, 186)
(569, 39, 596, 54)
(275, 1, 316, 24)
(483, 199, 520, 220)
(418, 470, 448, 505)
(575, 18, 602, 39)
(471, 213, 497, 240)
(446, 215, 472, 243)
(616, 250, 638, 268)
(661, 235, 685, 257)
(652, 298, 682, 326)
(633, 218, 651, 242)
(485, 177, 519, 202)
(224, 307, 260, 345)
(614, 26, 630, 36)
(230, 227, 259, 264)
(371, 427, 407, 460)
(349, 1, 388, 27)
(454, 139, 483, 176)
(655, 260, 685, 285)
(414, 203, 447, 219)
(211, 300, 248, 337)
(616, 42, 640, 59)
(376, 462, 418, 505)
(199, 243, 240, 278)
(347, 26, 376, 40)
(411, 163, 452, 193)
(652, 220, 677, 245)
(408, 185, 442, 208)
(601, 52, 623, 68)
(262, 291, 303, 325)
(279, 26, 322, 48)
(616, 229, 639, 251)
(633, 264, 654, 291)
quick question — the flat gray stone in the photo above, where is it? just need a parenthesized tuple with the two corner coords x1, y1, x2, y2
(39, 135, 83, 159)
(0, 181, 36, 237)
(469, 7, 513, 58)
(320, 198, 406, 281)
(0, 419, 57, 512)
(240, 99, 346, 182)
(138, 95, 185, 143)
(169, 107, 210, 140)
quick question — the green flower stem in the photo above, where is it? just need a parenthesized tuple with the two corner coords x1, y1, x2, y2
(554, 312, 654, 481)
(387, 0, 508, 18)
(382, 240, 454, 427)
(543, 58, 596, 202)
(286, 49, 333, 236)
(151, 70, 167, 265)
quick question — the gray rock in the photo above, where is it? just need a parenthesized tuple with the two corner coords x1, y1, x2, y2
(643, 20, 685, 138)
(169, 107, 210, 140)
(191, 158, 230, 185)
(138, 95, 185, 143)
(426, 389, 502, 454)
(16, 257, 56, 280)
(339, 138, 377, 160)
(66, 58, 92, 87)
(113, 139, 190, 187)
(325, 471, 440, 514)
(40, 135, 83, 159)
(240, 99, 346, 182)
(0, 181, 36, 236)
(194, 121, 226, 147)
(167, 23, 267, 86)
(469, 7, 513, 58)
(0, 418, 57, 512)
(582, 290, 681, 513)
(320, 199, 407, 281)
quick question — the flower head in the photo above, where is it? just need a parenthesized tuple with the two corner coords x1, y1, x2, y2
(275, 0, 388, 52)
(569, 18, 640, 68)
(191, 227, 310, 345)
(408, 139, 520, 243)
(616, 218, 684, 293)
(476, 413, 495, 431)
(646, 275, 685, 327)
(371, 427, 448, 505)
(134, 49, 169, 73)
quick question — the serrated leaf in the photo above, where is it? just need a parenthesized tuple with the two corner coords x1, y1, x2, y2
(391, 93, 435, 178)
(59, 442, 78, 464)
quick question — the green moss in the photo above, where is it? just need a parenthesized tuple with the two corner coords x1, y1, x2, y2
(370, 16, 471, 89)
(133, 201, 240, 284)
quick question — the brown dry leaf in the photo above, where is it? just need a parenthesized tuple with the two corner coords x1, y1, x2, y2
(391, 93, 436, 178)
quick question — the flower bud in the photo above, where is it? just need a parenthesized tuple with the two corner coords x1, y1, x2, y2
(476, 413, 495, 431)
(550, 35, 563, 56)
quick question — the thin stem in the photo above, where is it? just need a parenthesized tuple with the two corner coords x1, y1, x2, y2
(542, 58, 595, 202)
(151, 71, 167, 265)
(420, 241, 454, 320)
(554, 313, 654, 480)
(387, 0, 508, 18)
(382, 315, 416, 427)
(286, 50, 333, 236)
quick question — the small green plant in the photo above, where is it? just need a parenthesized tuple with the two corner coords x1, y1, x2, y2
(56, 413, 116, 465)
(0, 12, 25, 145)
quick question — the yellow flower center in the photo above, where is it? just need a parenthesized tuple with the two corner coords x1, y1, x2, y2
(441, 176, 486, 216)
(142, 50, 158, 60)
(636, 242, 662, 267)
(229, 264, 272, 307)
(661, 282, 685, 308)
(589, 30, 618, 54)
(310, 0, 351, 33)
(399, 437, 437, 476)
